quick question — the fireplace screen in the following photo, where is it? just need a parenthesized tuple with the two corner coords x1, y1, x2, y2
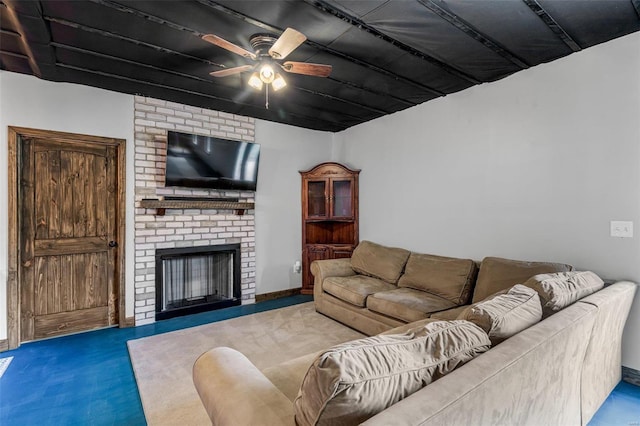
(155, 244, 241, 320)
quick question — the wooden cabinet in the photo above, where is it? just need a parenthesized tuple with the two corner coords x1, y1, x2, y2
(300, 162, 359, 294)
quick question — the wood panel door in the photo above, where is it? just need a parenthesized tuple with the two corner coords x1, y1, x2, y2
(19, 134, 120, 341)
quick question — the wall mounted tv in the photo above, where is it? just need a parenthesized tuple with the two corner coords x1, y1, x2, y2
(165, 131, 260, 191)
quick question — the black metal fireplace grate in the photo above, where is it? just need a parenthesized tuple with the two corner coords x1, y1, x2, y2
(155, 244, 241, 320)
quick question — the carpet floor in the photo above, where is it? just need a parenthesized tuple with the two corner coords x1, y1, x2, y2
(128, 302, 364, 425)
(0, 294, 638, 425)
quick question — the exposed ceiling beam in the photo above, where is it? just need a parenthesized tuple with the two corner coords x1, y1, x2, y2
(90, 0, 204, 36)
(325, 76, 414, 107)
(197, 0, 449, 97)
(294, 86, 388, 116)
(305, 0, 482, 85)
(417, 0, 529, 69)
(1, 28, 21, 38)
(51, 42, 215, 83)
(2, 1, 42, 76)
(522, 0, 581, 52)
(56, 62, 347, 131)
(87, 0, 415, 108)
(51, 42, 389, 117)
(0, 49, 30, 60)
(44, 16, 226, 68)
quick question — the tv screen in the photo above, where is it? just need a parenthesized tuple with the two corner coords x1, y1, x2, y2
(165, 131, 260, 191)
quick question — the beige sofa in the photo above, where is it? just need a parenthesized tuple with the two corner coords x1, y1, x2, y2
(193, 243, 636, 425)
(312, 240, 574, 336)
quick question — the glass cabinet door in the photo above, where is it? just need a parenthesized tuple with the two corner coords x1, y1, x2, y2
(307, 180, 327, 217)
(331, 179, 353, 218)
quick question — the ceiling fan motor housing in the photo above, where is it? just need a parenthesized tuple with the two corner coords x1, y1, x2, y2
(250, 34, 279, 57)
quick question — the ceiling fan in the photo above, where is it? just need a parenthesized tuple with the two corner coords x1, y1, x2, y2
(202, 28, 332, 108)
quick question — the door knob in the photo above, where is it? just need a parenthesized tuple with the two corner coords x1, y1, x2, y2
(108, 241, 118, 248)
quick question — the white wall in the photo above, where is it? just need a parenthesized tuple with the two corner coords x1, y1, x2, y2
(0, 73, 335, 339)
(254, 120, 333, 294)
(0, 71, 136, 340)
(334, 32, 640, 369)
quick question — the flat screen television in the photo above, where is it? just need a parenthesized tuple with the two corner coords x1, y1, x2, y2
(165, 131, 260, 191)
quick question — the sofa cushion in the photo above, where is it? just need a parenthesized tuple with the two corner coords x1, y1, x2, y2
(293, 320, 491, 426)
(379, 317, 440, 335)
(430, 305, 469, 321)
(350, 240, 411, 284)
(459, 284, 542, 344)
(366, 288, 457, 323)
(523, 271, 604, 317)
(398, 253, 477, 305)
(323, 275, 395, 307)
(473, 256, 573, 303)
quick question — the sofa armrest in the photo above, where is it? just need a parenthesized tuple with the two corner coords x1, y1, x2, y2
(311, 258, 355, 300)
(362, 302, 596, 426)
(193, 347, 294, 426)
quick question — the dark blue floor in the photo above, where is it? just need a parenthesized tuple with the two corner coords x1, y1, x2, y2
(0, 293, 638, 425)
(589, 380, 640, 426)
(0, 295, 311, 425)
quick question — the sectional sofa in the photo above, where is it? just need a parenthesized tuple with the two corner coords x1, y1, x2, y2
(193, 241, 636, 426)
(312, 241, 574, 335)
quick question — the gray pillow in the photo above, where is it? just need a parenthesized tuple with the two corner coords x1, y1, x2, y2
(294, 320, 491, 426)
(523, 271, 604, 317)
(458, 284, 542, 344)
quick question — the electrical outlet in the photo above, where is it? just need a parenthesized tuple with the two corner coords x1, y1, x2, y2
(293, 260, 301, 273)
(610, 221, 633, 238)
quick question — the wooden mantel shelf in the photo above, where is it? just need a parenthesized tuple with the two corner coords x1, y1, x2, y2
(139, 199, 254, 216)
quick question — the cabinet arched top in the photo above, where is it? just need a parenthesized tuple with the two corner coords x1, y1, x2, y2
(299, 162, 360, 177)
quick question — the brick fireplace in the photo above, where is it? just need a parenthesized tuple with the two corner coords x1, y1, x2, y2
(133, 96, 256, 325)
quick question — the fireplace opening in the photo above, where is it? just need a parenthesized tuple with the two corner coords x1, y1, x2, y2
(155, 244, 241, 320)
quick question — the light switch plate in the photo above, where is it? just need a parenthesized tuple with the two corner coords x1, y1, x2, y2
(610, 221, 633, 238)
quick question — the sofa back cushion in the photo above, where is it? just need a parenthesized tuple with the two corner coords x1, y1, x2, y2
(473, 256, 572, 303)
(398, 253, 478, 305)
(293, 320, 491, 426)
(350, 240, 411, 284)
(458, 284, 542, 345)
(523, 271, 604, 317)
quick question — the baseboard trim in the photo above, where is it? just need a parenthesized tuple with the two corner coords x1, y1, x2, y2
(256, 288, 302, 303)
(122, 317, 136, 328)
(622, 366, 640, 386)
(0, 339, 8, 352)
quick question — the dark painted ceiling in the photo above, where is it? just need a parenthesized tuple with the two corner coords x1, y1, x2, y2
(2, 1, 639, 132)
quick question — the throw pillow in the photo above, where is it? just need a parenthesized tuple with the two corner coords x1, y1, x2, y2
(350, 240, 411, 284)
(473, 256, 573, 303)
(523, 271, 605, 317)
(293, 320, 491, 426)
(398, 253, 477, 305)
(458, 284, 542, 344)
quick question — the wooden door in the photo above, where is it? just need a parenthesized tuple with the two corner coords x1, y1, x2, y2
(19, 136, 119, 341)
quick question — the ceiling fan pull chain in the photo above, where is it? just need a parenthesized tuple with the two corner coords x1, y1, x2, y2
(266, 83, 269, 110)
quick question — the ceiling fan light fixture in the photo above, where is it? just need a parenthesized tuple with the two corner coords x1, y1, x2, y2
(248, 72, 263, 90)
(272, 73, 287, 91)
(259, 64, 275, 84)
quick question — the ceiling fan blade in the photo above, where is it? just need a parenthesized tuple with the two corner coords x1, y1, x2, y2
(210, 65, 255, 77)
(202, 34, 257, 60)
(268, 28, 307, 60)
(282, 61, 332, 77)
